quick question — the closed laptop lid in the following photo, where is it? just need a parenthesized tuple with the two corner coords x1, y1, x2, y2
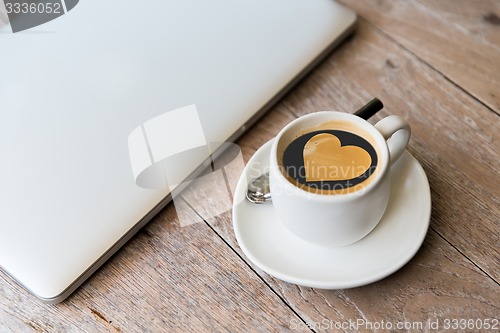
(0, 0, 356, 301)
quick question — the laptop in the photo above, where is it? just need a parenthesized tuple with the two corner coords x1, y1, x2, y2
(0, 0, 356, 302)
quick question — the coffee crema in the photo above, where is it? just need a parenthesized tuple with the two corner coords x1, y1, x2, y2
(279, 120, 381, 195)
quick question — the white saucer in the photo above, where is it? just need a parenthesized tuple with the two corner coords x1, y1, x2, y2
(232, 140, 431, 289)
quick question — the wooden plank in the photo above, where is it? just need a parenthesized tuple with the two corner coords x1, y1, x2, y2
(2, 1, 499, 329)
(0, 202, 310, 332)
(281, 19, 499, 281)
(339, 0, 500, 113)
(186, 17, 499, 281)
(182, 17, 499, 330)
(201, 209, 500, 332)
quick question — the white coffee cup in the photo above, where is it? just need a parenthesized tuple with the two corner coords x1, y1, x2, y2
(269, 111, 410, 247)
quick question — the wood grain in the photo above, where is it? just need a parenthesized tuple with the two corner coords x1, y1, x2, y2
(2, 1, 500, 331)
(280, 19, 500, 281)
(202, 210, 499, 332)
(181, 17, 499, 332)
(0, 203, 310, 332)
(339, 0, 500, 113)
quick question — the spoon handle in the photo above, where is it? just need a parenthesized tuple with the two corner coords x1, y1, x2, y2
(354, 98, 384, 120)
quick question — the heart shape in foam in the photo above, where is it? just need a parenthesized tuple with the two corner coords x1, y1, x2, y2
(303, 133, 372, 182)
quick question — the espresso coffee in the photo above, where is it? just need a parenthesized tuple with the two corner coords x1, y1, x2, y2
(279, 120, 380, 195)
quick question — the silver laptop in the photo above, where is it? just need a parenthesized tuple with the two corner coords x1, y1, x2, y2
(0, 0, 356, 302)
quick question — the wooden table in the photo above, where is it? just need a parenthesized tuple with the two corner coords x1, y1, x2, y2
(1, 1, 499, 332)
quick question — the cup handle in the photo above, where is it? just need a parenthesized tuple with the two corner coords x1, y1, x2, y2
(374, 116, 411, 166)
